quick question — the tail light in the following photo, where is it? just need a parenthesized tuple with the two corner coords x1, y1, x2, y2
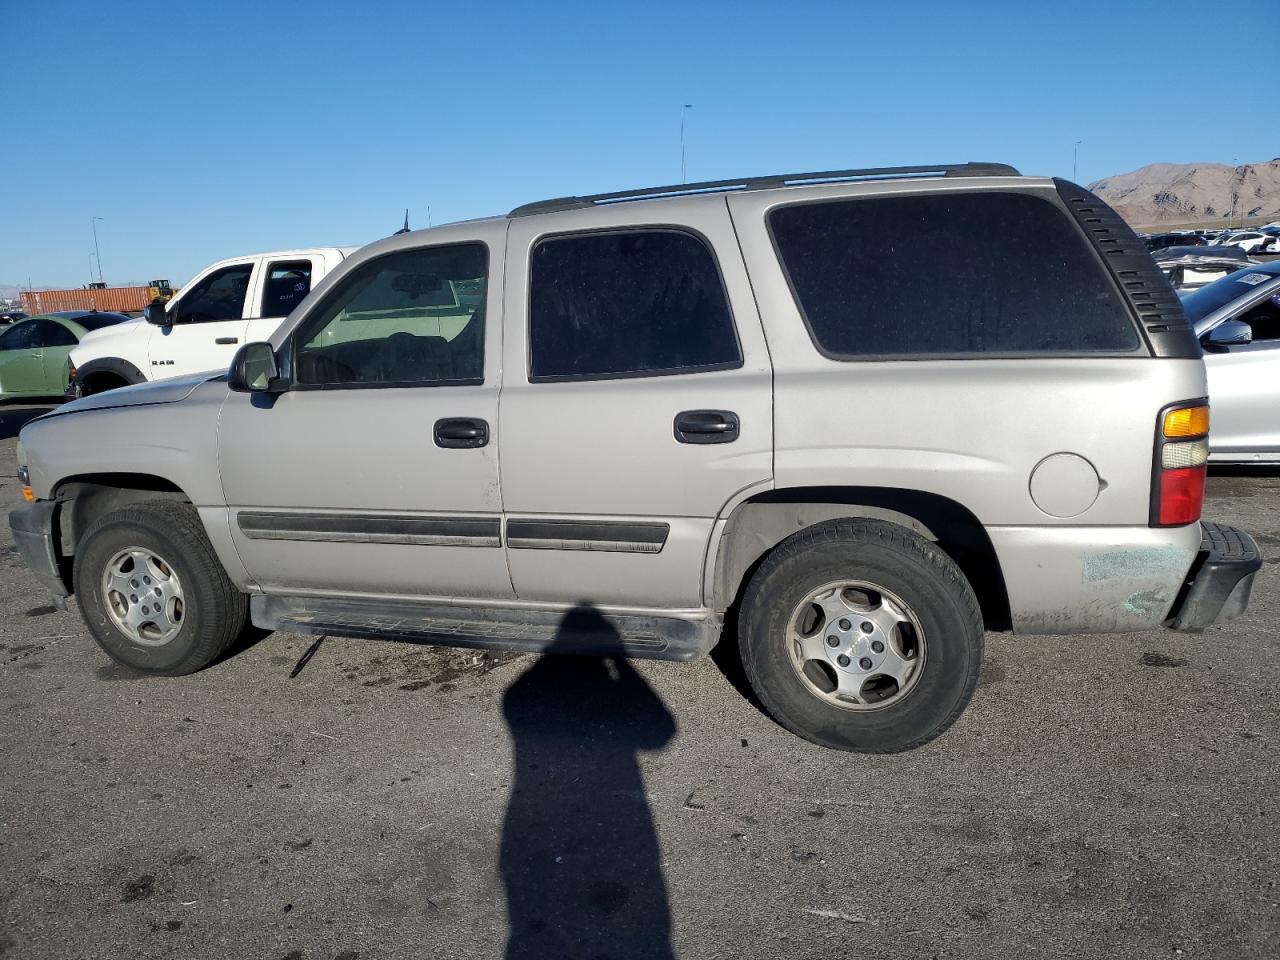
(1151, 401, 1209, 526)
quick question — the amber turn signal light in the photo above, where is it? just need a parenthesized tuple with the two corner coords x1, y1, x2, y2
(1162, 404, 1209, 438)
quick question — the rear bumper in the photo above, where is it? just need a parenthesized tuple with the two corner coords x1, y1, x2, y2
(1165, 521, 1262, 631)
(7, 501, 69, 608)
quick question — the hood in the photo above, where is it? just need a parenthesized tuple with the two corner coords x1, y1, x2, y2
(52, 372, 221, 417)
(75, 317, 148, 348)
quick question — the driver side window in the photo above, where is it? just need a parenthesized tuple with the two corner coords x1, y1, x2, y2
(1238, 296, 1280, 342)
(175, 264, 254, 324)
(293, 243, 487, 387)
(0, 322, 40, 350)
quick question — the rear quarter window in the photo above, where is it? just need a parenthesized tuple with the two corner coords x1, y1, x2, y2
(768, 191, 1142, 358)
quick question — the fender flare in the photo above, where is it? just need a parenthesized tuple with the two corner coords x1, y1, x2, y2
(74, 356, 147, 391)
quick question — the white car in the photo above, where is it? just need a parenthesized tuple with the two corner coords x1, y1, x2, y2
(1185, 261, 1280, 462)
(69, 247, 354, 395)
(1221, 232, 1273, 253)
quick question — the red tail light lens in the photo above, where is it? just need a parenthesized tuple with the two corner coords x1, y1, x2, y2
(1151, 402, 1209, 527)
(1158, 466, 1206, 526)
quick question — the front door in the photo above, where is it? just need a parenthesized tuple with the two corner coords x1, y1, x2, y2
(498, 199, 774, 609)
(0, 320, 47, 396)
(1204, 290, 1280, 457)
(149, 260, 255, 378)
(218, 228, 512, 601)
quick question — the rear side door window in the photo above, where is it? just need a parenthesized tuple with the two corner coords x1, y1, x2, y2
(38, 321, 78, 347)
(768, 191, 1141, 358)
(174, 264, 254, 324)
(528, 229, 741, 381)
(260, 260, 314, 318)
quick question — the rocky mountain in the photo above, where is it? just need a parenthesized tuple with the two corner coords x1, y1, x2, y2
(1088, 159, 1280, 228)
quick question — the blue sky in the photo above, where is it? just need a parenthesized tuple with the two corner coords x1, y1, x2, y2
(1, 0, 1276, 288)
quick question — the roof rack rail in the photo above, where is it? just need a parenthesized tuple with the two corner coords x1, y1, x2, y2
(509, 162, 1020, 217)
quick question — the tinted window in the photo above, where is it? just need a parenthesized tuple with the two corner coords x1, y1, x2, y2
(38, 321, 77, 347)
(261, 260, 313, 317)
(0, 321, 40, 350)
(528, 230, 740, 381)
(294, 243, 486, 386)
(770, 192, 1141, 358)
(175, 264, 253, 323)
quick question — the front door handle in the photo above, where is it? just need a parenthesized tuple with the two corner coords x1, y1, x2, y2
(215, 337, 239, 345)
(434, 417, 489, 449)
(674, 410, 739, 444)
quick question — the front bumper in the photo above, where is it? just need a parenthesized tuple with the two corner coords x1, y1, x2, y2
(8, 501, 69, 608)
(1165, 521, 1262, 631)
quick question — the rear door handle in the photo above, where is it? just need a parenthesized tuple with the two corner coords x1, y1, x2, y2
(674, 410, 739, 444)
(434, 417, 489, 449)
(216, 337, 239, 345)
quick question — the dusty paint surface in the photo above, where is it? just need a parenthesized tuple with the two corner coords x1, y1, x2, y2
(1081, 546, 1194, 584)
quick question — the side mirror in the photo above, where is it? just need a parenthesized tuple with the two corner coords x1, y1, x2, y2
(228, 341, 287, 393)
(1203, 319, 1253, 350)
(143, 298, 171, 326)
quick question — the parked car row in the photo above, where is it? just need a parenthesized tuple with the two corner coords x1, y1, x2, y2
(7, 164, 1263, 754)
(1144, 226, 1280, 256)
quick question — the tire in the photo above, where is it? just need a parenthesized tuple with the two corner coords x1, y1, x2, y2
(739, 518, 983, 753)
(73, 499, 248, 675)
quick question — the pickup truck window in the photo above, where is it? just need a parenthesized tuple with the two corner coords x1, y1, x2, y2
(261, 260, 313, 318)
(175, 264, 253, 324)
(293, 243, 487, 387)
(528, 229, 741, 381)
(769, 192, 1141, 359)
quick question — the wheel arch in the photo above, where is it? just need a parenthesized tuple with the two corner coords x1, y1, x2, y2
(74, 357, 146, 395)
(53, 473, 191, 557)
(710, 486, 1011, 631)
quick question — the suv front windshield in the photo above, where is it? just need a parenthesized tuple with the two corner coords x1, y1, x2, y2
(1182, 263, 1280, 331)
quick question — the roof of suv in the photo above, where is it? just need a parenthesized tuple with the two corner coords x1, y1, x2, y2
(508, 162, 1022, 218)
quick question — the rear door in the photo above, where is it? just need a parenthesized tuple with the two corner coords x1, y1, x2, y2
(149, 260, 256, 378)
(218, 225, 512, 600)
(38, 318, 79, 393)
(498, 197, 773, 609)
(243, 254, 324, 345)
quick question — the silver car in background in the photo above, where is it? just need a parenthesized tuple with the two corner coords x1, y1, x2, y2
(1186, 261, 1280, 462)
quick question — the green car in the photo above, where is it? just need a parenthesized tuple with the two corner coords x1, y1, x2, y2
(0, 311, 131, 400)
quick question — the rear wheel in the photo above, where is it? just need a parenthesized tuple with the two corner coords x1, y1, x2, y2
(739, 518, 983, 753)
(73, 500, 247, 675)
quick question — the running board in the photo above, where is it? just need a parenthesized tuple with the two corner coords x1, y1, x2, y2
(250, 595, 720, 662)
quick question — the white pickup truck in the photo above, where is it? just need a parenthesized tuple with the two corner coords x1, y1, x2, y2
(69, 247, 354, 395)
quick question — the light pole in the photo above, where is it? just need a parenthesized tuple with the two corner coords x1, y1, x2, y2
(1073, 140, 1082, 182)
(680, 104, 693, 183)
(89, 253, 97, 285)
(90, 216, 104, 284)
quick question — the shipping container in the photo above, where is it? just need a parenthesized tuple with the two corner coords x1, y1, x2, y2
(19, 285, 162, 315)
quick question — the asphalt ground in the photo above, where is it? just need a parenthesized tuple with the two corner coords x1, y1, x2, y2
(1, 401, 1277, 960)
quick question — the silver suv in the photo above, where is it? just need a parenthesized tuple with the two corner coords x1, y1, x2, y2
(9, 163, 1262, 752)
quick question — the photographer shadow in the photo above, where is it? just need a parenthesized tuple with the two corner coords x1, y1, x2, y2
(500, 605, 677, 960)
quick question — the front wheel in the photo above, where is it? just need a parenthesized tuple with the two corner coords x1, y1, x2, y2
(73, 500, 247, 675)
(739, 519, 984, 753)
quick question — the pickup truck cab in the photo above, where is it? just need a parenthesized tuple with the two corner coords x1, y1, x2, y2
(68, 247, 353, 395)
(10, 164, 1262, 753)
